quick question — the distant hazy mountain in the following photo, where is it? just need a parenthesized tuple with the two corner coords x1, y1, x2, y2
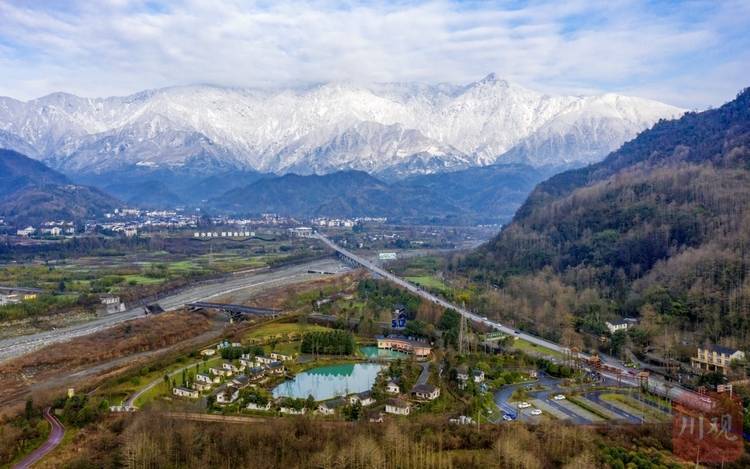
(0, 75, 683, 178)
(210, 164, 553, 224)
(0, 149, 119, 223)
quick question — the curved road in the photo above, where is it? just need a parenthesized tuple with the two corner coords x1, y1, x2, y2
(14, 407, 64, 469)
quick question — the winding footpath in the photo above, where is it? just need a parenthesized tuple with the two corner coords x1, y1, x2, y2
(14, 407, 64, 469)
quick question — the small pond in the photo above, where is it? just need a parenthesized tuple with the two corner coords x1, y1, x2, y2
(272, 363, 384, 401)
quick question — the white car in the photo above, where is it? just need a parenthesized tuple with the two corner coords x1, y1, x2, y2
(553, 394, 566, 400)
(517, 402, 531, 409)
(530, 409, 542, 416)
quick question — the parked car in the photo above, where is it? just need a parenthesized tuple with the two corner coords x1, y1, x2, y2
(553, 394, 566, 400)
(530, 409, 542, 416)
(517, 402, 531, 409)
(502, 414, 515, 421)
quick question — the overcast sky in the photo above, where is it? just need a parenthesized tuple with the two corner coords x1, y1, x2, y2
(0, 0, 747, 109)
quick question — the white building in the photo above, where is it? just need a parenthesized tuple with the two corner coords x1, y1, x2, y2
(606, 319, 630, 334)
(16, 226, 35, 237)
(348, 391, 375, 407)
(172, 387, 199, 399)
(270, 352, 293, 362)
(247, 401, 272, 411)
(411, 384, 440, 401)
(386, 381, 400, 394)
(385, 398, 410, 416)
(216, 386, 239, 405)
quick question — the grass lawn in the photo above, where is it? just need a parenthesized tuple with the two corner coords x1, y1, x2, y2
(600, 393, 671, 422)
(244, 322, 332, 341)
(267, 341, 301, 356)
(405, 275, 449, 293)
(122, 274, 165, 285)
(511, 338, 565, 360)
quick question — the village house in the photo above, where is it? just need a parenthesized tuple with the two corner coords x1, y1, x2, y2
(16, 226, 35, 237)
(368, 410, 384, 423)
(456, 366, 469, 389)
(209, 367, 232, 377)
(247, 366, 265, 381)
(449, 415, 474, 425)
(385, 398, 410, 416)
(605, 319, 630, 334)
(267, 361, 285, 375)
(196, 373, 220, 384)
(222, 362, 240, 373)
(472, 370, 485, 383)
(194, 382, 213, 392)
(41, 226, 62, 236)
(172, 387, 199, 399)
(254, 355, 276, 366)
(0, 294, 20, 306)
(231, 375, 251, 388)
(691, 344, 746, 374)
(348, 390, 375, 407)
(279, 406, 306, 415)
(270, 352, 293, 362)
(411, 383, 441, 401)
(99, 295, 125, 314)
(386, 381, 400, 394)
(216, 386, 240, 405)
(247, 401, 272, 411)
(239, 358, 254, 369)
(318, 398, 346, 415)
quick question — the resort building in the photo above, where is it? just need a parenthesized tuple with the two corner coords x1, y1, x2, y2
(691, 345, 746, 374)
(348, 391, 375, 406)
(270, 352, 293, 362)
(411, 384, 441, 401)
(216, 386, 240, 405)
(376, 335, 432, 358)
(385, 398, 411, 416)
(172, 387, 199, 399)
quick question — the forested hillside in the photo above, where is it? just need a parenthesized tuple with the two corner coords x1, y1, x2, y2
(0, 149, 120, 223)
(461, 89, 750, 353)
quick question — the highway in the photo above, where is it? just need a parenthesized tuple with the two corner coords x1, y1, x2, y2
(0, 258, 347, 362)
(314, 233, 700, 409)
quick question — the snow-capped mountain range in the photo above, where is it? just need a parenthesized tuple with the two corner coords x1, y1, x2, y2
(0, 74, 684, 177)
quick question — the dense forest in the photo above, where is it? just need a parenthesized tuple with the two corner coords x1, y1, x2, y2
(460, 88, 750, 353)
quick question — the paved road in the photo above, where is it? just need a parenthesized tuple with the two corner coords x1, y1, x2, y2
(0, 258, 347, 362)
(13, 407, 64, 469)
(314, 233, 704, 410)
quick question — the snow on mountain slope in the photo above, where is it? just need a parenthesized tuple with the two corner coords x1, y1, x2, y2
(0, 75, 684, 176)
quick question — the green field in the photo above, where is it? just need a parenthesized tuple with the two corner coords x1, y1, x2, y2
(511, 338, 565, 360)
(245, 322, 332, 341)
(405, 275, 449, 293)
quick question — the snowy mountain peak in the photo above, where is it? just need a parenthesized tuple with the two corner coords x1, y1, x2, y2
(0, 76, 684, 177)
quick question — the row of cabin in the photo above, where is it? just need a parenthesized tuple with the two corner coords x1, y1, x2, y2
(318, 391, 377, 415)
(456, 367, 485, 389)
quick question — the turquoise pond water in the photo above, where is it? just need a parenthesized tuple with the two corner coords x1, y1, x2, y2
(358, 345, 409, 360)
(272, 363, 385, 401)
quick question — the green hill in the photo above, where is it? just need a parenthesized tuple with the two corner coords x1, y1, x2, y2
(463, 88, 750, 349)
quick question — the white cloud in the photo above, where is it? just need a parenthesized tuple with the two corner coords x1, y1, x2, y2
(0, 0, 746, 108)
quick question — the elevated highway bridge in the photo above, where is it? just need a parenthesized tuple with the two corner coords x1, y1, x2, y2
(313, 232, 707, 410)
